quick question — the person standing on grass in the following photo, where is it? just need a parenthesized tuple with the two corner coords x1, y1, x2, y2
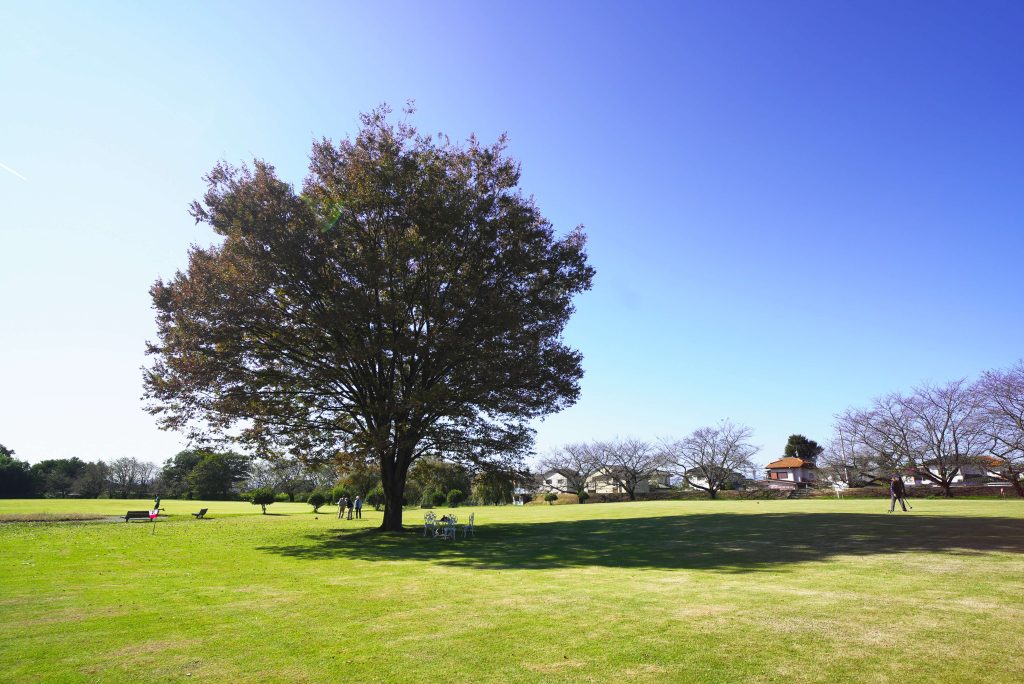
(354, 495, 362, 519)
(889, 474, 908, 512)
(337, 496, 346, 519)
(347, 496, 355, 520)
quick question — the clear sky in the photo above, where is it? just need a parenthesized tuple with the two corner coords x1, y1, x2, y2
(2, 1, 1022, 468)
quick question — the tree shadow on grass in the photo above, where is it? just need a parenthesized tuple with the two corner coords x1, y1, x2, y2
(255, 512, 1024, 572)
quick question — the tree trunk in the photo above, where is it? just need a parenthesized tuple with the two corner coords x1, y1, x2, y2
(1010, 477, 1024, 498)
(261, 503, 267, 514)
(941, 481, 953, 498)
(708, 488, 717, 500)
(379, 449, 412, 532)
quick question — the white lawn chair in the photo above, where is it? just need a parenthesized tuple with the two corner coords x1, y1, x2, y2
(461, 513, 475, 539)
(423, 512, 437, 537)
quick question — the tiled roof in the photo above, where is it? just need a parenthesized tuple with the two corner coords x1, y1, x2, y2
(765, 457, 815, 469)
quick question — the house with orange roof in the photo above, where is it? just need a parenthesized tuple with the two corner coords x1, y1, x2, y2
(763, 456, 817, 489)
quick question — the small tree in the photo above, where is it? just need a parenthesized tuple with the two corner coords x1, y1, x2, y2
(366, 483, 385, 510)
(307, 490, 327, 513)
(446, 489, 464, 507)
(248, 486, 275, 514)
(544, 492, 558, 505)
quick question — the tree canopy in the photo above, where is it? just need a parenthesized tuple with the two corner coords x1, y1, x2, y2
(668, 421, 759, 499)
(144, 106, 594, 529)
(783, 435, 823, 461)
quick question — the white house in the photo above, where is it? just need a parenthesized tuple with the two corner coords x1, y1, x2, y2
(584, 467, 672, 495)
(764, 457, 817, 489)
(902, 457, 1015, 487)
(682, 467, 749, 491)
(537, 469, 575, 493)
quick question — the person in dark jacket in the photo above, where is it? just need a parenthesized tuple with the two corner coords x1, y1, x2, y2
(889, 475, 908, 512)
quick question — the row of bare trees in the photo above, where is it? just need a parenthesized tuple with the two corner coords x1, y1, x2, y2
(540, 422, 761, 500)
(823, 361, 1024, 496)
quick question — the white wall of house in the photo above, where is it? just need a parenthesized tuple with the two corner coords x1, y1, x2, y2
(903, 464, 994, 486)
(584, 468, 669, 494)
(538, 471, 570, 493)
(766, 467, 815, 483)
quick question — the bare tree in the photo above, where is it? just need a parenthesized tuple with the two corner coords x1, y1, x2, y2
(538, 442, 601, 494)
(666, 421, 759, 499)
(976, 363, 1024, 497)
(820, 408, 897, 487)
(108, 457, 155, 498)
(901, 380, 984, 496)
(597, 438, 667, 501)
(844, 381, 983, 497)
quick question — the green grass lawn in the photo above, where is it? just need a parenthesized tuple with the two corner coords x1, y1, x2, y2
(2, 499, 1023, 683)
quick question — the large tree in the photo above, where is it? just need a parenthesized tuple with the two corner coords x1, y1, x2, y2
(820, 411, 894, 487)
(976, 363, 1024, 497)
(31, 458, 87, 498)
(667, 421, 759, 499)
(108, 457, 156, 498)
(159, 449, 206, 498)
(187, 452, 251, 500)
(144, 107, 593, 530)
(842, 381, 983, 497)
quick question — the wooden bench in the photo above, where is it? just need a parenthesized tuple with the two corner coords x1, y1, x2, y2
(192, 508, 208, 519)
(123, 510, 153, 523)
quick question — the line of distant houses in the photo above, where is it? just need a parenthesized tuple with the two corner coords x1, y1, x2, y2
(758, 454, 1014, 490)
(538, 456, 1017, 495)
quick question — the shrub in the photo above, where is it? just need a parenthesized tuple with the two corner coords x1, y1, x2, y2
(544, 492, 558, 505)
(366, 483, 385, 511)
(274, 492, 290, 502)
(247, 487, 275, 514)
(446, 489, 464, 507)
(307, 490, 327, 513)
(577, 491, 589, 504)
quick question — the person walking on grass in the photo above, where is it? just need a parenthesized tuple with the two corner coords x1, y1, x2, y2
(889, 474, 908, 512)
(347, 496, 354, 520)
(354, 495, 362, 519)
(337, 496, 346, 519)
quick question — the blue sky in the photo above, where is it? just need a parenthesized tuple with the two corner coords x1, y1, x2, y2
(2, 1, 1022, 467)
